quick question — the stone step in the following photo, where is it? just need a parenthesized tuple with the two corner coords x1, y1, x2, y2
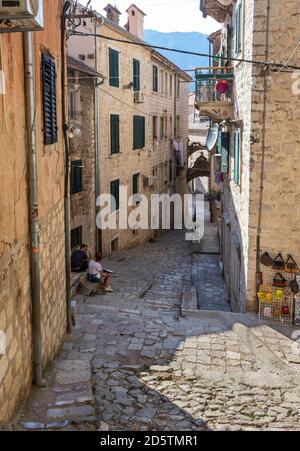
(181, 286, 198, 316)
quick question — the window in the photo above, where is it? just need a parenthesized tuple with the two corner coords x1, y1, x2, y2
(152, 65, 158, 92)
(42, 54, 57, 145)
(160, 117, 164, 140)
(176, 116, 180, 137)
(170, 116, 173, 138)
(133, 115, 145, 149)
(153, 116, 158, 140)
(218, 131, 230, 174)
(111, 237, 119, 252)
(132, 173, 140, 195)
(71, 226, 82, 250)
(110, 179, 120, 212)
(109, 48, 119, 87)
(176, 79, 180, 98)
(110, 114, 120, 154)
(160, 70, 164, 95)
(169, 75, 173, 97)
(233, 128, 241, 184)
(235, 0, 242, 56)
(71, 160, 83, 194)
(69, 90, 77, 120)
(169, 160, 173, 182)
(164, 117, 168, 139)
(165, 72, 168, 96)
(133, 58, 140, 92)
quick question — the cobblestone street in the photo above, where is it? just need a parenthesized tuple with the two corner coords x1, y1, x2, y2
(4, 230, 300, 432)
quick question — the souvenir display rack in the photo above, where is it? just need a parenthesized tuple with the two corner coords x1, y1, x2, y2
(258, 252, 297, 327)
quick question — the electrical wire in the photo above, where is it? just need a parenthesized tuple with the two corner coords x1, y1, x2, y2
(275, 40, 300, 74)
(70, 30, 300, 71)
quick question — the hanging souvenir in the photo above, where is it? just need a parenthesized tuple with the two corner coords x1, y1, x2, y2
(285, 255, 298, 273)
(273, 273, 287, 288)
(272, 253, 285, 270)
(282, 303, 290, 315)
(289, 277, 299, 294)
(263, 307, 272, 318)
(274, 289, 283, 300)
(260, 252, 273, 267)
(273, 307, 282, 319)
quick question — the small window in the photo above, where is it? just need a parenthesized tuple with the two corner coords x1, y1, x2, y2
(153, 116, 158, 140)
(110, 114, 120, 154)
(160, 69, 164, 95)
(170, 116, 173, 138)
(176, 116, 180, 137)
(219, 131, 230, 174)
(133, 58, 140, 92)
(42, 54, 57, 145)
(160, 117, 164, 140)
(71, 226, 82, 250)
(169, 160, 173, 182)
(152, 65, 158, 92)
(109, 48, 119, 87)
(69, 90, 77, 120)
(71, 160, 83, 194)
(176, 79, 180, 98)
(132, 173, 140, 195)
(111, 237, 119, 252)
(133, 115, 145, 150)
(169, 75, 173, 97)
(110, 179, 120, 212)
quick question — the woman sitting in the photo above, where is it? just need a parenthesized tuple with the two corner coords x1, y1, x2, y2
(88, 252, 113, 293)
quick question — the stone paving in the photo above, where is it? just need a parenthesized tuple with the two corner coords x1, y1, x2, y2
(3, 230, 300, 431)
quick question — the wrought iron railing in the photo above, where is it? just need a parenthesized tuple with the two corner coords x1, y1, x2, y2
(195, 67, 234, 103)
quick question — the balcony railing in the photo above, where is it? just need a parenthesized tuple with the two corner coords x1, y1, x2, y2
(195, 67, 234, 122)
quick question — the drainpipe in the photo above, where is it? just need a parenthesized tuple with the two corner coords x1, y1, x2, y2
(61, 1, 72, 334)
(256, 0, 271, 298)
(23, 31, 45, 387)
(173, 74, 177, 196)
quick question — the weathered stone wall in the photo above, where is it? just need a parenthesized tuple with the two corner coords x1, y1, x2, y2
(246, 0, 300, 309)
(69, 71, 96, 255)
(222, 0, 254, 312)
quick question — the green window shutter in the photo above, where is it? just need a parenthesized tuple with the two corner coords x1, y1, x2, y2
(234, 129, 240, 184)
(133, 59, 140, 92)
(42, 54, 57, 145)
(132, 173, 139, 195)
(110, 179, 120, 212)
(220, 132, 230, 174)
(71, 160, 83, 194)
(227, 24, 232, 62)
(110, 114, 120, 154)
(235, 2, 242, 56)
(109, 48, 119, 87)
(153, 65, 158, 92)
(133, 116, 145, 150)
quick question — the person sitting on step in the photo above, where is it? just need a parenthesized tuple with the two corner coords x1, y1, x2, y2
(71, 244, 89, 273)
(88, 252, 113, 293)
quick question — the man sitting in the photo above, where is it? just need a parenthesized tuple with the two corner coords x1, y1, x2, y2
(71, 244, 89, 273)
(88, 252, 113, 293)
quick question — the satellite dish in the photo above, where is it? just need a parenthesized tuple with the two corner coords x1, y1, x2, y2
(206, 123, 219, 151)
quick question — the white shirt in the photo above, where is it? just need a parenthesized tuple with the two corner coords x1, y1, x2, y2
(88, 260, 102, 275)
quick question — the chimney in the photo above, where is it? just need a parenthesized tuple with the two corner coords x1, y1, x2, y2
(103, 4, 121, 25)
(126, 4, 146, 40)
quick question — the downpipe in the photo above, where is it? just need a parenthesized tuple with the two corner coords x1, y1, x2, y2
(23, 32, 45, 387)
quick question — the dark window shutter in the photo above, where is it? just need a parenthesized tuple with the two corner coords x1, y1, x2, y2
(110, 114, 120, 154)
(71, 226, 82, 250)
(235, 2, 242, 56)
(226, 24, 232, 62)
(234, 129, 240, 184)
(71, 160, 83, 194)
(133, 116, 145, 150)
(132, 173, 139, 195)
(110, 179, 120, 212)
(133, 59, 140, 92)
(153, 65, 158, 92)
(220, 131, 230, 174)
(42, 54, 57, 145)
(109, 48, 119, 87)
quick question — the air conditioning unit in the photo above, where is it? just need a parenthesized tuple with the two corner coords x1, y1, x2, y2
(134, 91, 145, 103)
(0, 0, 43, 33)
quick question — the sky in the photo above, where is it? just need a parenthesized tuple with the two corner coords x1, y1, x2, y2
(90, 0, 220, 34)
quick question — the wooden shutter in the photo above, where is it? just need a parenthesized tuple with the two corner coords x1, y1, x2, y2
(110, 114, 120, 154)
(153, 65, 158, 92)
(109, 48, 119, 87)
(71, 160, 83, 194)
(234, 129, 240, 184)
(133, 59, 140, 92)
(110, 179, 120, 212)
(220, 131, 230, 174)
(133, 116, 145, 150)
(132, 173, 139, 195)
(42, 54, 57, 145)
(235, 1, 242, 56)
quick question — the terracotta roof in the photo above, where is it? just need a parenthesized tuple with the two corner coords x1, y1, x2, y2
(67, 56, 103, 78)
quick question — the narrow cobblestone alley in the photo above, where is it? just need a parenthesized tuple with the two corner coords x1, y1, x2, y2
(4, 230, 300, 432)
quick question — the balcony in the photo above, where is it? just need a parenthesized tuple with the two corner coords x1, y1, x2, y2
(195, 68, 234, 123)
(200, 0, 233, 23)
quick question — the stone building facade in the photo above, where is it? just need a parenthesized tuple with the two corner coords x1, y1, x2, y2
(198, 0, 300, 312)
(68, 3, 191, 256)
(0, 0, 67, 422)
(67, 57, 102, 256)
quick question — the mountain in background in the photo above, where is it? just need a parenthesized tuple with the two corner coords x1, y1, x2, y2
(144, 30, 210, 83)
